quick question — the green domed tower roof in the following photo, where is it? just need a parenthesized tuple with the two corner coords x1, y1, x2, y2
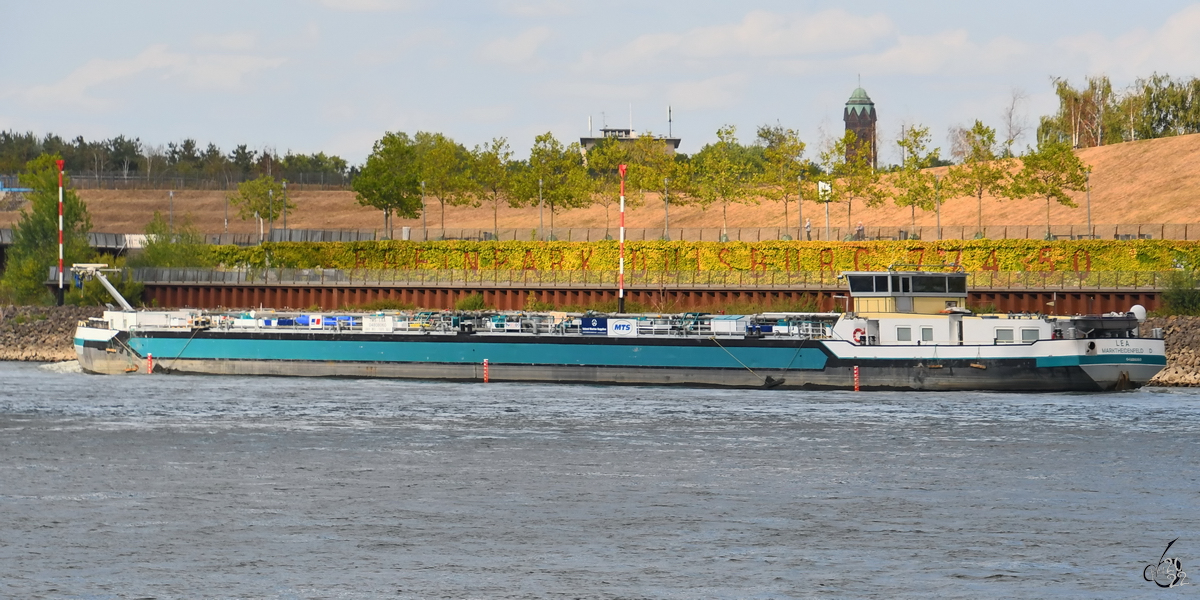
(846, 87, 875, 116)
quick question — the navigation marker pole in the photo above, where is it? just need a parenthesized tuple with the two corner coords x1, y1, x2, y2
(618, 164, 627, 313)
(56, 159, 65, 306)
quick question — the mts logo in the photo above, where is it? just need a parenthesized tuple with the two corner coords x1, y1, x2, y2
(613, 322, 632, 331)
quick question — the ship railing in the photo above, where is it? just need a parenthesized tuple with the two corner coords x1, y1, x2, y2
(129, 268, 1178, 290)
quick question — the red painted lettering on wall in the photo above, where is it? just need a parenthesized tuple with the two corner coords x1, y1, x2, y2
(521, 250, 537, 271)
(354, 250, 367, 269)
(1039, 247, 1054, 270)
(718, 248, 733, 270)
(579, 248, 592, 270)
(414, 249, 428, 269)
(750, 248, 768, 272)
(493, 248, 510, 270)
(818, 248, 835, 273)
(463, 251, 479, 271)
(1072, 250, 1091, 273)
(907, 248, 925, 269)
(853, 247, 871, 271)
(549, 249, 565, 270)
(981, 250, 999, 272)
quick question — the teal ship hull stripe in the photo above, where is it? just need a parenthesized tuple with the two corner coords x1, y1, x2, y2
(126, 337, 831, 371)
(1036, 354, 1167, 368)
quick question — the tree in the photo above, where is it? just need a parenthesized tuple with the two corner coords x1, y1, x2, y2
(468, 137, 516, 238)
(1001, 88, 1028, 157)
(626, 133, 682, 239)
(227, 174, 294, 224)
(891, 124, 941, 236)
(415, 132, 471, 230)
(514, 132, 590, 237)
(946, 121, 1011, 237)
(1010, 140, 1090, 239)
(0, 154, 93, 304)
(814, 130, 883, 238)
(352, 132, 423, 239)
(131, 211, 211, 268)
(107, 135, 141, 178)
(755, 124, 806, 237)
(691, 125, 753, 238)
(585, 137, 636, 234)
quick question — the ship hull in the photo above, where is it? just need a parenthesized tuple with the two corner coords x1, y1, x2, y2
(75, 326, 1166, 392)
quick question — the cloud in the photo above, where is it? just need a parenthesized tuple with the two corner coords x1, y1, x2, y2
(1056, 4, 1200, 79)
(494, 0, 573, 17)
(667, 73, 749, 111)
(192, 31, 257, 51)
(845, 31, 1031, 77)
(316, 0, 418, 11)
(478, 27, 552, 66)
(21, 44, 285, 109)
(588, 8, 894, 74)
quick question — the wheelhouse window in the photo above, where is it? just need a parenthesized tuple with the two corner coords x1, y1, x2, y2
(896, 326, 912, 342)
(995, 328, 1014, 344)
(912, 276, 947, 293)
(848, 276, 875, 293)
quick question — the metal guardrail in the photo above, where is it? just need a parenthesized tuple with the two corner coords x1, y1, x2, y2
(129, 268, 1177, 290)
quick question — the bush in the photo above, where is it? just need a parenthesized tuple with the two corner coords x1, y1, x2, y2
(1160, 271, 1200, 315)
(454, 293, 488, 311)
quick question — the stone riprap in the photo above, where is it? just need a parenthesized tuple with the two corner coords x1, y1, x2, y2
(0, 305, 102, 362)
(1143, 315, 1200, 387)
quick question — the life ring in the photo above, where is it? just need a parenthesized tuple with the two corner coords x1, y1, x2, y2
(852, 328, 866, 344)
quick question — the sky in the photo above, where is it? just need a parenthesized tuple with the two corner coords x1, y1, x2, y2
(2, 1, 1199, 166)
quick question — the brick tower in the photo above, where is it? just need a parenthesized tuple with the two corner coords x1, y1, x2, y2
(843, 86, 878, 168)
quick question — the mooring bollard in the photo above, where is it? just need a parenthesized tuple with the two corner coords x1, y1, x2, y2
(147, 353, 154, 374)
(483, 358, 489, 383)
(853, 365, 860, 391)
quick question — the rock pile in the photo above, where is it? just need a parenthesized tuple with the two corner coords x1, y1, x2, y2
(0, 305, 103, 362)
(1142, 316, 1200, 387)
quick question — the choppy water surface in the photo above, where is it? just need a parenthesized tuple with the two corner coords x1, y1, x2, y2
(2, 362, 1199, 599)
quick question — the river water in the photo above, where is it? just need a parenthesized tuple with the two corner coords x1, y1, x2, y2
(1, 361, 1198, 599)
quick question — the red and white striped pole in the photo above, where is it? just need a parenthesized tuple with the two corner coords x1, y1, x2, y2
(56, 159, 65, 306)
(483, 358, 489, 383)
(853, 365, 860, 392)
(618, 164, 627, 313)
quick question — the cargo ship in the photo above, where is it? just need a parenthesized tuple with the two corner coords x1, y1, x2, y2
(72, 264, 1166, 391)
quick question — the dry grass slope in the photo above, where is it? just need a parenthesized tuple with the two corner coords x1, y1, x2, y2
(1, 133, 1198, 234)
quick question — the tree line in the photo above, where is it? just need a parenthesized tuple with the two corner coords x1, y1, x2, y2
(0, 131, 350, 186)
(333, 121, 1086, 243)
(1038, 73, 1200, 147)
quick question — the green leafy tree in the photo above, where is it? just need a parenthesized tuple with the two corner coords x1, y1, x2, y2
(415, 131, 472, 229)
(227, 174, 293, 223)
(131, 211, 211, 268)
(754, 125, 806, 236)
(692, 125, 753, 238)
(1010, 140, 1090, 239)
(946, 121, 1012, 237)
(0, 154, 94, 304)
(814, 130, 883, 238)
(352, 132, 423, 239)
(891, 124, 941, 234)
(627, 133, 682, 239)
(468, 137, 516, 238)
(514, 132, 591, 236)
(585, 137, 637, 233)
